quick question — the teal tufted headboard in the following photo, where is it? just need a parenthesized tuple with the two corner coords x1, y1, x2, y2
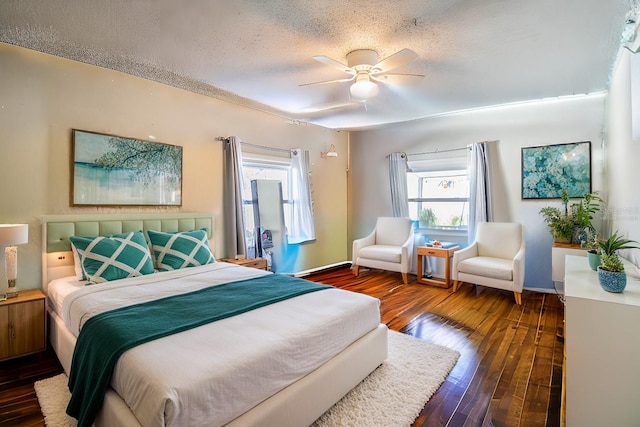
(41, 212, 214, 290)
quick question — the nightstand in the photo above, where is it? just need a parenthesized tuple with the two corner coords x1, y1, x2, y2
(416, 245, 460, 288)
(221, 258, 269, 271)
(0, 289, 46, 362)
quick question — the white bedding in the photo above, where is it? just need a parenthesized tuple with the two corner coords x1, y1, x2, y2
(49, 262, 381, 427)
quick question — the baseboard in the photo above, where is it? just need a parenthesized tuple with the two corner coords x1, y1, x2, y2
(293, 261, 352, 277)
(524, 287, 557, 294)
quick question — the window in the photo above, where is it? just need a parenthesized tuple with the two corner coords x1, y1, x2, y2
(407, 157, 469, 237)
(241, 156, 292, 253)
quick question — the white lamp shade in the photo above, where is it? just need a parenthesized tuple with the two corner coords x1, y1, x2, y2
(0, 224, 28, 246)
(350, 75, 379, 99)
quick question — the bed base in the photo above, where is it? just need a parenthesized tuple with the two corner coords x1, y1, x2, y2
(49, 308, 388, 426)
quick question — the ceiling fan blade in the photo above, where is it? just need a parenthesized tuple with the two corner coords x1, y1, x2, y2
(299, 75, 356, 87)
(371, 73, 424, 85)
(373, 48, 418, 73)
(312, 55, 354, 74)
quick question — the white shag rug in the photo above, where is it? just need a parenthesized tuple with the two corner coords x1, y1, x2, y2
(35, 330, 459, 427)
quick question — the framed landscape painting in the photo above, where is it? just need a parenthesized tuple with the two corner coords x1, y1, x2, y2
(72, 129, 183, 206)
(521, 141, 591, 199)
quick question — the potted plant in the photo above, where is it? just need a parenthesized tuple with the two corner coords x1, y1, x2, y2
(571, 191, 603, 244)
(596, 231, 639, 293)
(584, 228, 601, 271)
(539, 190, 603, 244)
(539, 190, 574, 243)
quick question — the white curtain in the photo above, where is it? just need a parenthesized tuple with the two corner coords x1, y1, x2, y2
(289, 149, 315, 244)
(468, 141, 493, 243)
(222, 136, 247, 258)
(388, 152, 409, 217)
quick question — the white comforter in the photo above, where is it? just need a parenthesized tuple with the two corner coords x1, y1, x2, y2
(55, 262, 381, 427)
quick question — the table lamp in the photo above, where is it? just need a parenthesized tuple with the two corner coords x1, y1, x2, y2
(0, 224, 28, 299)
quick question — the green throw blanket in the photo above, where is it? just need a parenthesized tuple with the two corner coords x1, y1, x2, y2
(66, 274, 331, 427)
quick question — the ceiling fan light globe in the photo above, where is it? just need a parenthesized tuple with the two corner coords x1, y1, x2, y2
(350, 80, 379, 99)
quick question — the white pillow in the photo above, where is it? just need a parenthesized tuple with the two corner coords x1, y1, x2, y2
(71, 243, 85, 280)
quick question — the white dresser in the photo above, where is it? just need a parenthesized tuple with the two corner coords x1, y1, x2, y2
(564, 255, 640, 427)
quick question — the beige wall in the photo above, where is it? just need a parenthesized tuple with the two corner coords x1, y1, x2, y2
(0, 43, 348, 289)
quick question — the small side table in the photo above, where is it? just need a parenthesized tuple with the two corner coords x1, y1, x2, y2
(221, 258, 269, 271)
(416, 246, 460, 288)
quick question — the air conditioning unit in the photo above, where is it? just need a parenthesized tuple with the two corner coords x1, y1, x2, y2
(626, 36, 640, 54)
(624, 17, 640, 53)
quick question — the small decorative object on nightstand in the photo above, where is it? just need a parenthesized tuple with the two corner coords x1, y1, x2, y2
(0, 224, 29, 299)
(221, 258, 269, 271)
(0, 288, 46, 361)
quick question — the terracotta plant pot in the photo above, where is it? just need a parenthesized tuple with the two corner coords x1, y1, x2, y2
(553, 237, 571, 244)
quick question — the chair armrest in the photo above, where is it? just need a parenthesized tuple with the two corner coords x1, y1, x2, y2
(352, 229, 376, 263)
(400, 231, 414, 272)
(512, 241, 526, 292)
(452, 243, 478, 280)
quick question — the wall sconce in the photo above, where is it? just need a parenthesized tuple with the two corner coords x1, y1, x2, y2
(321, 144, 338, 159)
(0, 224, 28, 299)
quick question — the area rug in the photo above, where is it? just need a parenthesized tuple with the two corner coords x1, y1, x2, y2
(35, 330, 459, 427)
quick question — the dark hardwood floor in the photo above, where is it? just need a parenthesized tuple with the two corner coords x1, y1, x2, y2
(305, 266, 564, 427)
(0, 349, 62, 426)
(0, 265, 564, 426)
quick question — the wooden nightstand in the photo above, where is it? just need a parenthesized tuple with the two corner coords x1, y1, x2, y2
(221, 258, 269, 271)
(0, 289, 47, 362)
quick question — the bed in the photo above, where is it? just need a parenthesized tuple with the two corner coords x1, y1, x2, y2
(41, 213, 388, 427)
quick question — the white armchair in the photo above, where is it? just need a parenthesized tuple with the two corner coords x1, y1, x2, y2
(352, 217, 414, 285)
(452, 222, 525, 304)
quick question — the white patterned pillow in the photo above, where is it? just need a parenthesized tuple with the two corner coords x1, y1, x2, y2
(69, 231, 155, 284)
(70, 243, 86, 280)
(148, 229, 215, 271)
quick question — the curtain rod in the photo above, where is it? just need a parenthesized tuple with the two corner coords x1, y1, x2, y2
(215, 137, 296, 155)
(406, 145, 471, 157)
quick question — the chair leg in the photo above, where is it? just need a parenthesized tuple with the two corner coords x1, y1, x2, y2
(401, 272, 408, 285)
(353, 265, 359, 276)
(514, 291, 522, 305)
(452, 280, 462, 292)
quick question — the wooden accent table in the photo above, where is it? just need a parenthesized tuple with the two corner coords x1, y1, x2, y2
(416, 245, 460, 288)
(221, 258, 269, 271)
(0, 289, 46, 362)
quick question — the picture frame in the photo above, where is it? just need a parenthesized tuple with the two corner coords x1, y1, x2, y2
(521, 141, 591, 199)
(71, 129, 183, 206)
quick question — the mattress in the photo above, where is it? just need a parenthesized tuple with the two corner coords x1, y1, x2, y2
(49, 262, 381, 427)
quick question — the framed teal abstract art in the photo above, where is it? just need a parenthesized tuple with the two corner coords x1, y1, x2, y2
(521, 141, 591, 199)
(71, 129, 183, 206)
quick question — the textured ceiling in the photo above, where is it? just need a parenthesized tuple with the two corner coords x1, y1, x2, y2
(0, 0, 637, 130)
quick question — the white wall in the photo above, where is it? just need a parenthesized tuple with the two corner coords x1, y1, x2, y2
(349, 95, 606, 290)
(0, 43, 348, 289)
(605, 48, 640, 260)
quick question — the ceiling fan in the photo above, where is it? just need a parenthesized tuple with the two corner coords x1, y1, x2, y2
(300, 48, 424, 100)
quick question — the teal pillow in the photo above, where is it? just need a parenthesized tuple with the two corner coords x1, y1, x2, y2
(70, 231, 155, 284)
(148, 229, 215, 271)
